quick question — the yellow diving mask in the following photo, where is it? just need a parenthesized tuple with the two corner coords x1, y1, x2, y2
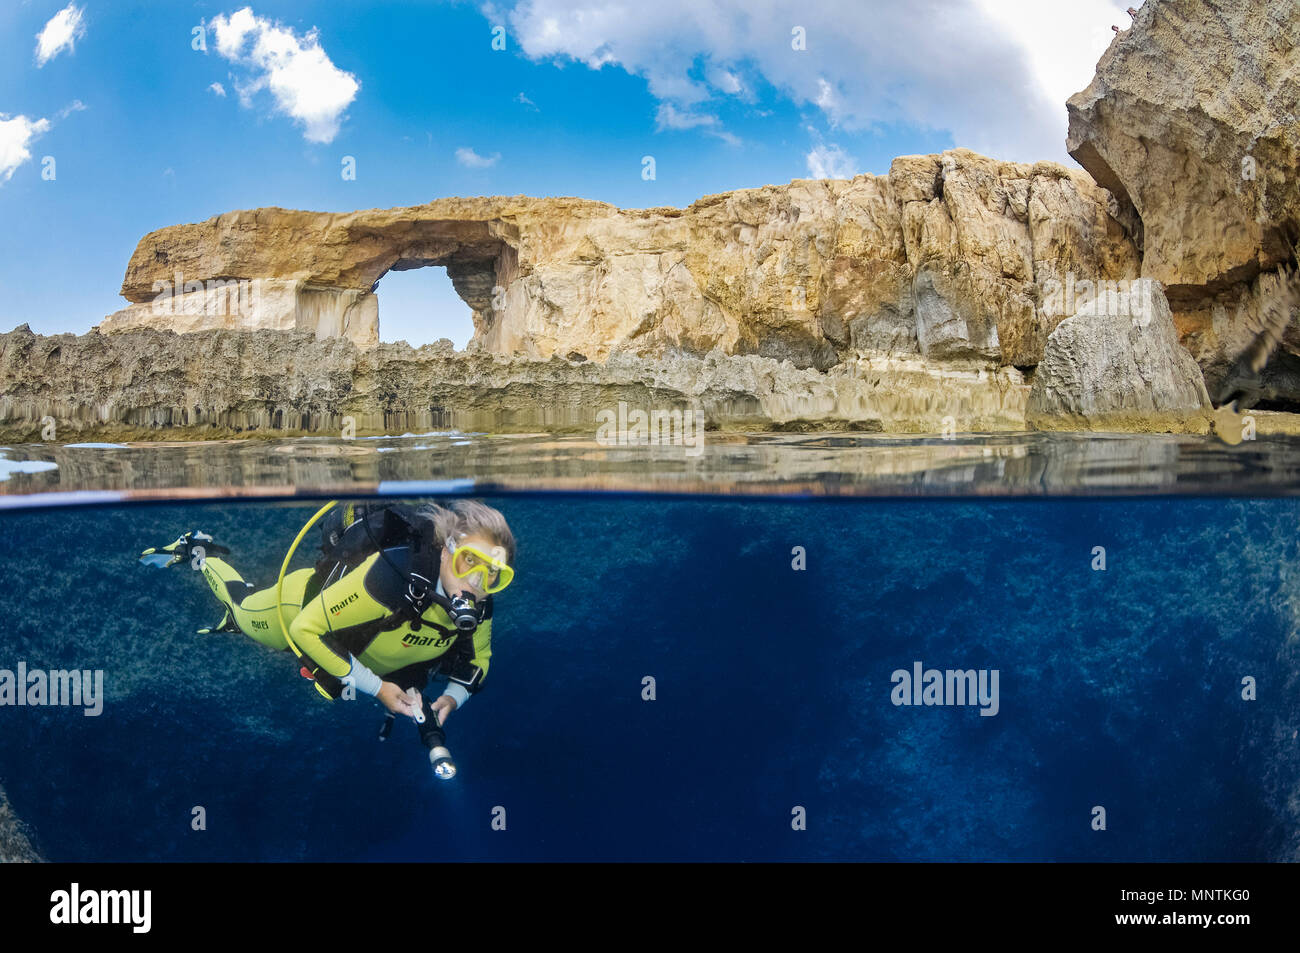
(445, 536, 514, 594)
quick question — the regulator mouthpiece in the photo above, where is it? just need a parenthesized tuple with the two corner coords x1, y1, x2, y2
(448, 593, 481, 632)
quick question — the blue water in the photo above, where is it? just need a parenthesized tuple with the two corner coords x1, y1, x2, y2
(0, 495, 1296, 861)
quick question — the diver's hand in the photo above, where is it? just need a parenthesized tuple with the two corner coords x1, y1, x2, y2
(377, 681, 420, 719)
(431, 694, 458, 726)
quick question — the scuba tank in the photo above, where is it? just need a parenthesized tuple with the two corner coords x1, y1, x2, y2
(282, 501, 490, 701)
(276, 501, 476, 780)
(315, 502, 492, 633)
(311, 502, 489, 631)
(312, 502, 426, 589)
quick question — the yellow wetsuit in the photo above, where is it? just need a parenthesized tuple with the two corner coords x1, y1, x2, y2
(197, 547, 492, 704)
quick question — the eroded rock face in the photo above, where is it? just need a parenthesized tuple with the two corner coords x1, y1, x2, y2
(1027, 282, 1211, 428)
(65, 0, 1300, 433)
(1067, 0, 1300, 393)
(0, 324, 1029, 439)
(100, 151, 1138, 374)
(101, 278, 379, 348)
(1069, 0, 1299, 291)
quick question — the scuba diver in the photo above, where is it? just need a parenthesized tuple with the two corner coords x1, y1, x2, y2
(140, 500, 517, 779)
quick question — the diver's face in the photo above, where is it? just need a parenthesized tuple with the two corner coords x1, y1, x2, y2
(439, 532, 506, 599)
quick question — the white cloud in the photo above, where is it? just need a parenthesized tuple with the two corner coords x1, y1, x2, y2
(814, 78, 837, 116)
(655, 103, 741, 145)
(35, 3, 85, 67)
(456, 146, 500, 168)
(490, 0, 1124, 163)
(706, 66, 744, 97)
(655, 103, 718, 131)
(56, 99, 87, 119)
(212, 7, 258, 58)
(209, 82, 227, 98)
(806, 142, 856, 179)
(973, 0, 1133, 117)
(0, 114, 52, 183)
(208, 7, 359, 143)
(516, 91, 537, 109)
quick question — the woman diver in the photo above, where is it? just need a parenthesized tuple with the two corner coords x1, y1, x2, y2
(140, 500, 517, 778)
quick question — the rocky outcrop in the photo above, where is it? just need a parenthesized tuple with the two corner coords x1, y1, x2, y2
(103, 278, 379, 348)
(100, 151, 1138, 375)
(1068, 0, 1299, 294)
(1027, 281, 1211, 429)
(0, 324, 1030, 441)
(22, 0, 1286, 437)
(1067, 0, 1300, 405)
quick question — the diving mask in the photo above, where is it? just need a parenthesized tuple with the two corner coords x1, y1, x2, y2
(445, 536, 514, 594)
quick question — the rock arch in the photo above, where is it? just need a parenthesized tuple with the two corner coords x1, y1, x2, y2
(98, 200, 541, 349)
(96, 163, 1144, 371)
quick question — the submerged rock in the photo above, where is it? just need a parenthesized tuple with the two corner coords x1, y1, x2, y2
(0, 781, 42, 862)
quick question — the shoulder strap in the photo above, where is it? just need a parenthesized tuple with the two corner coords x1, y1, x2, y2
(325, 541, 445, 657)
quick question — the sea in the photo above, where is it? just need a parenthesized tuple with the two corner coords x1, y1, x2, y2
(0, 431, 1296, 861)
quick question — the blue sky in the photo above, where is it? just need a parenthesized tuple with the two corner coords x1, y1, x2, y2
(0, 0, 1129, 344)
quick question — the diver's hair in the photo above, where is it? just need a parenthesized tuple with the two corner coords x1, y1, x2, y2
(414, 500, 516, 566)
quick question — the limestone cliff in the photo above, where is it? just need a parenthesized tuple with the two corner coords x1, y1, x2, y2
(1067, 0, 1300, 403)
(99, 151, 1138, 374)
(20, 0, 1296, 438)
(0, 324, 1029, 440)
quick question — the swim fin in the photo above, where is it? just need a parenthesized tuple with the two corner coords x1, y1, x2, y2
(196, 608, 242, 636)
(140, 530, 230, 568)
